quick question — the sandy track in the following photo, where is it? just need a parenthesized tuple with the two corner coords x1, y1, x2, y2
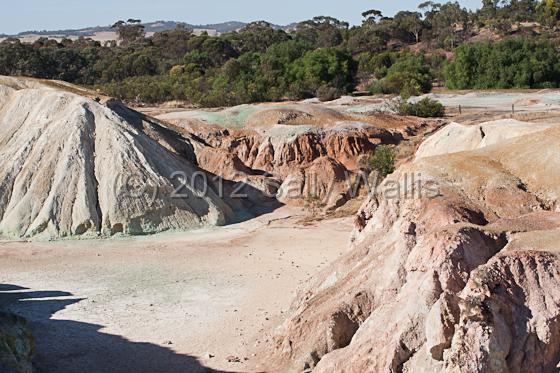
(0, 206, 351, 372)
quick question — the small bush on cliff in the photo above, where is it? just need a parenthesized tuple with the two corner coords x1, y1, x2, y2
(370, 145, 396, 178)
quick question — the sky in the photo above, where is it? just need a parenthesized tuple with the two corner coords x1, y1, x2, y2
(1, 0, 484, 35)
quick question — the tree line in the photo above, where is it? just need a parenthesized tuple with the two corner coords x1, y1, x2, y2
(1, 1, 560, 106)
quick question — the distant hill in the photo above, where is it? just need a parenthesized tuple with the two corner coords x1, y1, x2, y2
(0, 20, 297, 42)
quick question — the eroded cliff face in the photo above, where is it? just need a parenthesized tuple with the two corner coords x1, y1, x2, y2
(189, 124, 394, 173)
(164, 113, 439, 209)
(269, 124, 560, 372)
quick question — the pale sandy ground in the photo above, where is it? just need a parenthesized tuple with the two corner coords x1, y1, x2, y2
(0, 206, 352, 373)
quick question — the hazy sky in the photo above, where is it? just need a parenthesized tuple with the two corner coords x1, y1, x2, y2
(1, 0, 484, 34)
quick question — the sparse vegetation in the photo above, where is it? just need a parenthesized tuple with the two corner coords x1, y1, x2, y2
(370, 145, 396, 178)
(304, 194, 326, 215)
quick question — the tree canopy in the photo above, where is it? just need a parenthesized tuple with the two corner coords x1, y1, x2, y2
(2, 2, 560, 106)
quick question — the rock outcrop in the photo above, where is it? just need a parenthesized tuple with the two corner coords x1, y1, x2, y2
(195, 146, 281, 203)
(269, 121, 560, 372)
(0, 77, 237, 238)
(276, 157, 351, 209)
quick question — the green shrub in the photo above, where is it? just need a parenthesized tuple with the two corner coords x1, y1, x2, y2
(286, 48, 358, 99)
(444, 37, 560, 89)
(387, 97, 444, 118)
(357, 51, 397, 80)
(370, 145, 396, 178)
(405, 97, 445, 117)
(367, 80, 384, 95)
(382, 53, 433, 96)
(366, 53, 433, 97)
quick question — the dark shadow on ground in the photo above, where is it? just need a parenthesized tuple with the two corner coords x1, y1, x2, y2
(0, 284, 27, 292)
(0, 284, 234, 373)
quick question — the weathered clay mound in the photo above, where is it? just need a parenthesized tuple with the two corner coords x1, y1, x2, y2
(157, 101, 353, 129)
(245, 106, 348, 128)
(0, 78, 234, 239)
(180, 124, 395, 173)
(416, 119, 555, 160)
(245, 108, 314, 127)
(268, 122, 560, 372)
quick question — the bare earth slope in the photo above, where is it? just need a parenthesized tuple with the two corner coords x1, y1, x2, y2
(270, 119, 560, 372)
(0, 77, 233, 239)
